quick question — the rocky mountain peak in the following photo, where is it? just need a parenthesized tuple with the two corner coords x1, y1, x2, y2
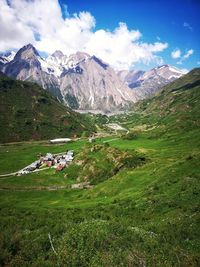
(90, 56, 109, 70)
(14, 44, 40, 60)
(143, 64, 185, 80)
(118, 69, 145, 84)
(0, 44, 187, 112)
(51, 50, 64, 58)
(156, 64, 169, 69)
(75, 51, 90, 58)
(68, 51, 90, 63)
(0, 51, 16, 67)
(2, 51, 16, 61)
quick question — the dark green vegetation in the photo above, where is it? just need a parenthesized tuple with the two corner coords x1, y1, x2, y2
(0, 69, 200, 266)
(64, 91, 79, 109)
(71, 144, 145, 185)
(0, 76, 95, 143)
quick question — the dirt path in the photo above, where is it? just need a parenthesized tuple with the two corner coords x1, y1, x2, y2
(0, 182, 92, 191)
(0, 172, 18, 178)
(0, 166, 51, 178)
(0, 185, 69, 191)
(103, 138, 119, 143)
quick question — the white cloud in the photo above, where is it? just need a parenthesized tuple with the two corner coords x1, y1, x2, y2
(85, 25, 168, 69)
(171, 48, 194, 64)
(183, 49, 194, 59)
(180, 68, 189, 74)
(183, 22, 193, 31)
(171, 49, 181, 59)
(0, 0, 35, 51)
(0, 0, 168, 70)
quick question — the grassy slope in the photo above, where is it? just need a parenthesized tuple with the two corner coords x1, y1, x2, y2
(0, 76, 95, 143)
(0, 69, 199, 266)
(111, 68, 200, 136)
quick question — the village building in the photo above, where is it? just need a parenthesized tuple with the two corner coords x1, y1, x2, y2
(17, 150, 74, 175)
(49, 138, 71, 144)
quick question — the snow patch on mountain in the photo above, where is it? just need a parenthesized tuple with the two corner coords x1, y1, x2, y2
(0, 44, 187, 112)
(118, 64, 186, 98)
(38, 51, 91, 78)
(0, 51, 16, 64)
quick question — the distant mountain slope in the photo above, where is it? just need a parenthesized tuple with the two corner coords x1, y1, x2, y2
(137, 68, 200, 126)
(0, 75, 95, 143)
(1, 44, 139, 112)
(114, 68, 200, 134)
(118, 65, 186, 99)
(1, 44, 62, 100)
(117, 69, 145, 85)
(59, 54, 138, 111)
(0, 51, 16, 68)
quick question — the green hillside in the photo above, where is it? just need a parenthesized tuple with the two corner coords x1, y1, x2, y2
(112, 68, 200, 136)
(0, 69, 199, 266)
(0, 76, 95, 142)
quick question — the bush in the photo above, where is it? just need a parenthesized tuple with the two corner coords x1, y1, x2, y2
(122, 131, 138, 140)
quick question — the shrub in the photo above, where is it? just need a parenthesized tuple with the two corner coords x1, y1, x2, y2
(122, 131, 138, 140)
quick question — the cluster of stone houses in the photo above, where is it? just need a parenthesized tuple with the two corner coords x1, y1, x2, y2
(18, 151, 74, 175)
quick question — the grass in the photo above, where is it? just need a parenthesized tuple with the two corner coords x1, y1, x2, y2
(0, 76, 96, 142)
(0, 128, 199, 266)
(0, 69, 199, 266)
(0, 139, 86, 174)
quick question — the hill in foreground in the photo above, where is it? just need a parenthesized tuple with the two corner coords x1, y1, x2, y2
(0, 75, 95, 143)
(0, 69, 199, 266)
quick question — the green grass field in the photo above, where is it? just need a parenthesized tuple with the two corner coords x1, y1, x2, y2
(0, 128, 199, 266)
(0, 69, 199, 266)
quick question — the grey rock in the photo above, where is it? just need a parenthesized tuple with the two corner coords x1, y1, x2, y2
(118, 65, 186, 98)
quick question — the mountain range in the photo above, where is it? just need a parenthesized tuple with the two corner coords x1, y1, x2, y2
(0, 44, 187, 112)
(118, 65, 186, 98)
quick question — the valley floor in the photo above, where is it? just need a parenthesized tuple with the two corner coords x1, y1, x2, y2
(0, 130, 199, 266)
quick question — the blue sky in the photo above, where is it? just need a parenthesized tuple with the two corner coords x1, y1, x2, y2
(0, 0, 199, 71)
(59, 0, 200, 70)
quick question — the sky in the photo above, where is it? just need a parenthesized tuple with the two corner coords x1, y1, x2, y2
(0, 0, 199, 71)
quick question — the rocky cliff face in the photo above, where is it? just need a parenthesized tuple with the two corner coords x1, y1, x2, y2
(118, 65, 186, 98)
(1, 44, 62, 99)
(0, 51, 16, 68)
(1, 44, 139, 111)
(0, 44, 186, 112)
(59, 54, 138, 111)
(117, 69, 145, 85)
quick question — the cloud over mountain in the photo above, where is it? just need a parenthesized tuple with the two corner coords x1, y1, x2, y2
(0, 0, 168, 70)
(177, 49, 194, 65)
(171, 49, 181, 59)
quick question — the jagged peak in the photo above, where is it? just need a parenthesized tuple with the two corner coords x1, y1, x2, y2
(91, 55, 109, 70)
(75, 51, 90, 58)
(156, 64, 170, 69)
(68, 51, 90, 62)
(155, 64, 184, 74)
(51, 50, 64, 58)
(14, 43, 40, 60)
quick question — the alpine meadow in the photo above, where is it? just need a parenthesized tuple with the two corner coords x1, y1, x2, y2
(0, 0, 199, 266)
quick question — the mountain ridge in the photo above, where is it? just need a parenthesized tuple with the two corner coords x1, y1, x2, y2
(0, 44, 186, 112)
(1, 44, 138, 111)
(118, 64, 187, 99)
